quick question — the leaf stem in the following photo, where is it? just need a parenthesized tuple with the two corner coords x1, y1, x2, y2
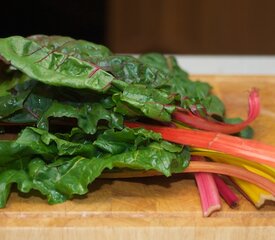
(213, 174, 239, 208)
(173, 88, 260, 134)
(192, 156, 221, 217)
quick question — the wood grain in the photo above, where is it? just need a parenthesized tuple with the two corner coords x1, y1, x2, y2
(0, 75, 275, 240)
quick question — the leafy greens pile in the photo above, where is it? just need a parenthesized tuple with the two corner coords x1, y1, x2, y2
(0, 36, 274, 215)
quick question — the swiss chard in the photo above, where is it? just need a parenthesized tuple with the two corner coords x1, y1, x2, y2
(0, 126, 189, 207)
(0, 35, 274, 216)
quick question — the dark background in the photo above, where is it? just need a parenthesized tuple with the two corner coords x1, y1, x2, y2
(0, 0, 106, 43)
(1, 0, 275, 54)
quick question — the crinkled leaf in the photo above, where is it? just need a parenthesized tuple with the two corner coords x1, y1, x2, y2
(93, 127, 162, 154)
(113, 84, 176, 121)
(0, 127, 97, 165)
(53, 143, 189, 198)
(0, 169, 32, 207)
(139, 54, 225, 116)
(0, 142, 189, 207)
(96, 55, 169, 88)
(38, 101, 123, 134)
(139, 53, 189, 77)
(0, 36, 114, 92)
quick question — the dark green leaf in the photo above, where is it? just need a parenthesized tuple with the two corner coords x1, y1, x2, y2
(93, 127, 161, 154)
(224, 118, 254, 139)
(0, 89, 30, 119)
(38, 101, 123, 134)
(0, 127, 97, 165)
(97, 55, 169, 88)
(201, 95, 225, 117)
(113, 84, 176, 121)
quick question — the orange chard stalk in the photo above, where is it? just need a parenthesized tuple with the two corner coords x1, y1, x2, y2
(185, 161, 275, 196)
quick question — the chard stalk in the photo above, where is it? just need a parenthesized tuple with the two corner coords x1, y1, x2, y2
(192, 156, 221, 217)
(184, 161, 275, 196)
(173, 88, 259, 134)
(232, 178, 275, 207)
(125, 122, 275, 167)
(100, 161, 275, 197)
(213, 174, 239, 208)
(192, 149, 275, 206)
(195, 172, 221, 217)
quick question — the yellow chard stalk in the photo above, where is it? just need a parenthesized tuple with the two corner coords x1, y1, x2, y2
(191, 148, 275, 207)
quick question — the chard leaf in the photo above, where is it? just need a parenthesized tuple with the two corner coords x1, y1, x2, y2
(1, 92, 53, 124)
(113, 84, 176, 121)
(139, 53, 172, 74)
(28, 158, 69, 204)
(93, 127, 162, 154)
(38, 101, 123, 134)
(0, 70, 31, 97)
(0, 142, 189, 207)
(0, 89, 30, 119)
(0, 127, 97, 165)
(0, 36, 114, 93)
(224, 118, 254, 139)
(0, 169, 32, 207)
(200, 95, 225, 117)
(29, 35, 112, 61)
(23, 92, 53, 120)
(139, 54, 225, 116)
(53, 143, 189, 198)
(96, 55, 169, 88)
(0, 72, 35, 119)
(0, 127, 189, 207)
(55, 128, 93, 144)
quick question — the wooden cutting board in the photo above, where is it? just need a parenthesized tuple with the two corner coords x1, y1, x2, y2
(0, 75, 274, 240)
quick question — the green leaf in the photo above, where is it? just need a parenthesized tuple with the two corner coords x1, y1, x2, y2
(29, 35, 112, 61)
(113, 84, 176, 121)
(0, 89, 30, 119)
(54, 144, 189, 198)
(34, 143, 187, 201)
(0, 72, 36, 119)
(3, 90, 54, 124)
(0, 36, 114, 93)
(93, 127, 162, 154)
(97, 55, 169, 88)
(0, 70, 32, 97)
(0, 127, 97, 165)
(224, 118, 254, 139)
(0, 169, 32, 207)
(28, 158, 69, 204)
(0, 123, 189, 206)
(139, 53, 171, 74)
(5, 140, 187, 206)
(38, 101, 123, 134)
(139, 54, 225, 116)
(200, 95, 225, 117)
